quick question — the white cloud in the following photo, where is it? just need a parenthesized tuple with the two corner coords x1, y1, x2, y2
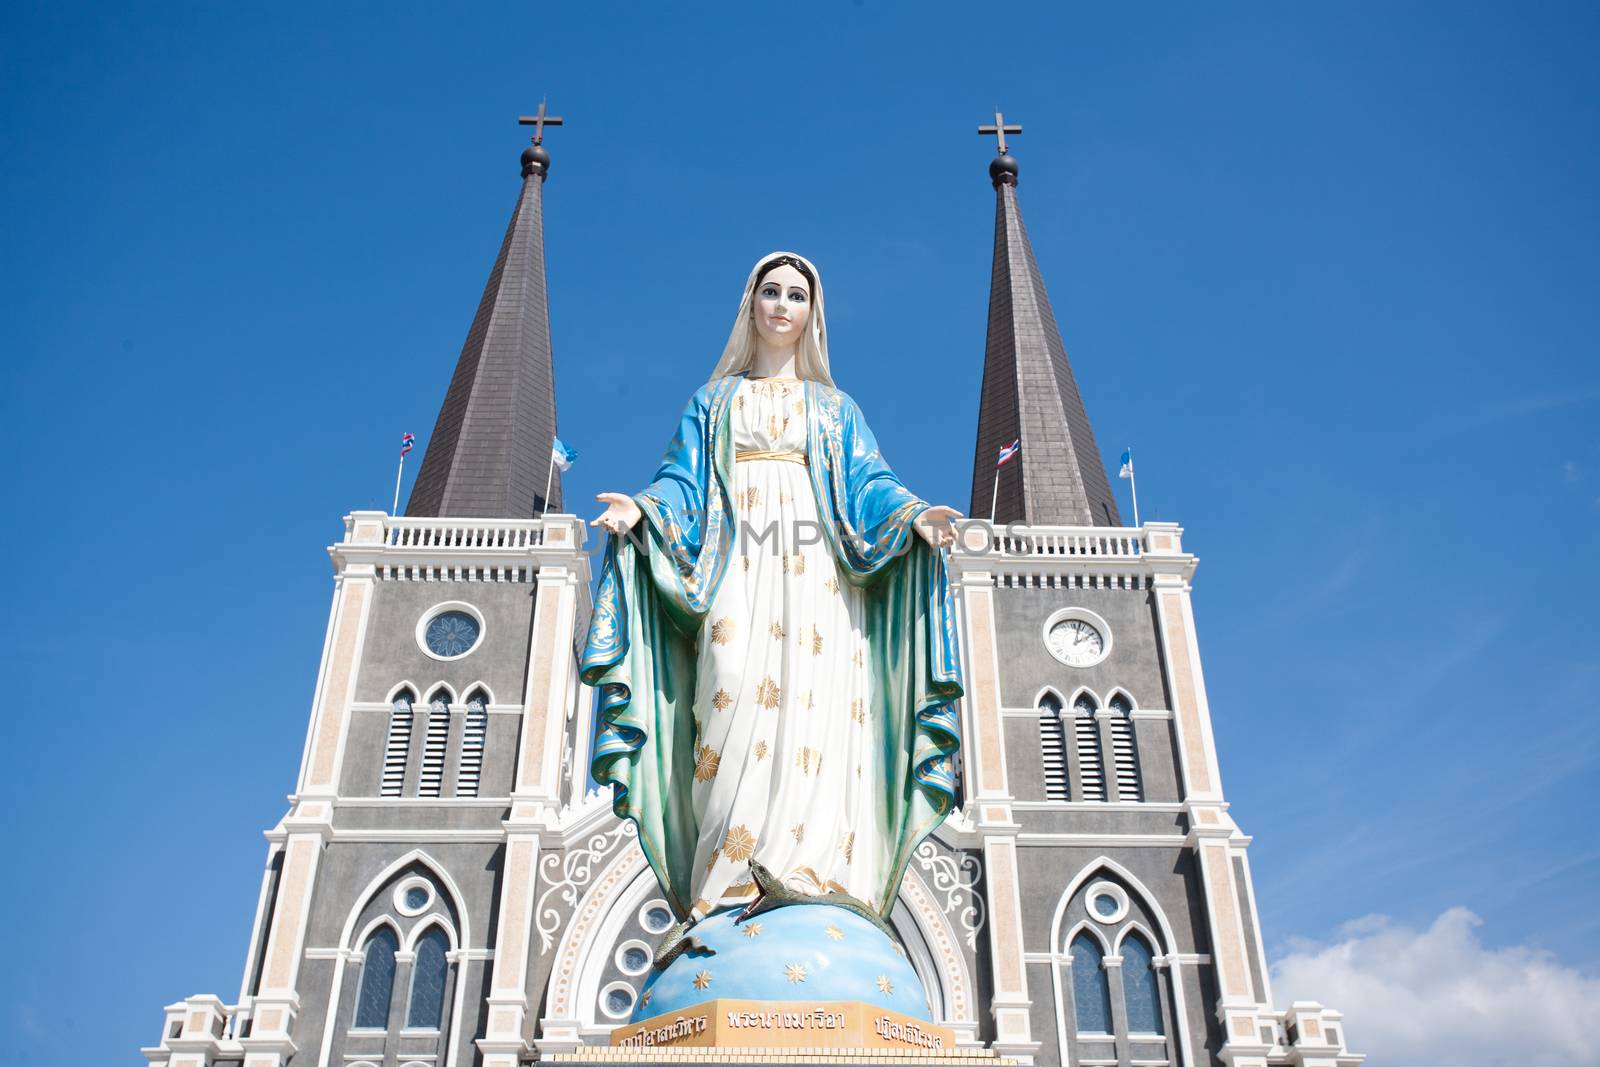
(1271, 908, 1600, 1067)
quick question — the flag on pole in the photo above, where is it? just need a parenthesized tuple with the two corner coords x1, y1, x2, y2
(400, 432, 416, 457)
(551, 438, 578, 472)
(1118, 448, 1133, 479)
(996, 439, 1021, 467)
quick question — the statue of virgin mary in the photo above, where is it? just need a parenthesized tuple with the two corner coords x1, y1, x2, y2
(581, 251, 963, 936)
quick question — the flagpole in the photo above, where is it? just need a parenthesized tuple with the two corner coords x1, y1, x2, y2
(542, 450, 557, 517)
(392, 453, 406, 516)
(1129, 468, 1141, 528)
(990, 468, 1000, 524)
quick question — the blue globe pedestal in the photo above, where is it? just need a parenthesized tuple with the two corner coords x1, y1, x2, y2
(610, 903, 956, 1054)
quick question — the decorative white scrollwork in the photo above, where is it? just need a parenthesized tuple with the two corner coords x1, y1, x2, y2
(913, 840, 986, 949)
(536, 819, 639, 951)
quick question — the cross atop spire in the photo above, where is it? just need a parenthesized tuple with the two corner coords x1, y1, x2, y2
(518, 99, 564, 146)
(978, 110, 1022, 155)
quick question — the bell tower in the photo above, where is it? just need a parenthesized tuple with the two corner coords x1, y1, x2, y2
(953, 116, 1364, 1066)
(142, 119, 596, 1067)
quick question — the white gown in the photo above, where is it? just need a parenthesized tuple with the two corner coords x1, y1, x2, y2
(685, 376, 885, 916)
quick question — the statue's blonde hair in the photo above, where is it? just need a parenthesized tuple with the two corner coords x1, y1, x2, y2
(706, 251, 834, 386)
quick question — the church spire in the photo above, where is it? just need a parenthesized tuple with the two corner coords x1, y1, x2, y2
(406, 106, 565, 518)
(969, 114, 1122, 528)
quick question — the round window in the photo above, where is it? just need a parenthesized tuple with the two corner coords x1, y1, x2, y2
(425, 611, 480, 658)
(394, 879, 434, 916)
(616, 941, 652, 976)
(1086, 880, 1130, 924)
(639, 901, 674, 934)
(599, 981, 637, 1020)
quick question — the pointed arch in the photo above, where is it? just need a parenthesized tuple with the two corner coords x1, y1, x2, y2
(424, 682, 457, 705)
(459, 681, 495, 706)
(1047, 857, 1194, 1067)
(381, 689, 416, 797)
(1104, 686, 1138, 711)
(1107, 691, 1142, 801)
(1037, 689, 1069, 801)
(1069, 932, 1112, 1034)
(1032, 683, 1068, 709)
(384, 681, 421, 704)
(403, 913, 460, 954)
(419, 691, 451, 797)
(353, 925, 399, 1030)
(1118, 929, 1163, 1035)
(336, 850, 473, 951)
(1069, 690, 1106, 801)
(456, 689, 489, 797)
(1060, 918, 1112, 954)
(405, 925, 452, 1030)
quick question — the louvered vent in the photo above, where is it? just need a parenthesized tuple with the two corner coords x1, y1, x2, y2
(380, 691, 415, 797)
(419, 696, 450, 797)
(1109, 695, 1142, 801)
(457, 693, 488, 797)
(1038, 695, 1069, 801)
(1074, 696, 1107, 801)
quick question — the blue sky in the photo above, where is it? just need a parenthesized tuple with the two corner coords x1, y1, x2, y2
(4, 3, 1597, 1063)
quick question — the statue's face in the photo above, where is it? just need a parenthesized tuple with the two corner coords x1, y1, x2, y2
(750, 263, 811, 349)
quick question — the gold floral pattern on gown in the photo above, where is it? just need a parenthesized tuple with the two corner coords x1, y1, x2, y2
(687, 377, 877, 913)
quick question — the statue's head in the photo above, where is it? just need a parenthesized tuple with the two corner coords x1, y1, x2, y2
(709, 251, 834, 386)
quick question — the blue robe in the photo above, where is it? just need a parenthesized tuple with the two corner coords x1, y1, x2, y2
(581, 373, 963, 919)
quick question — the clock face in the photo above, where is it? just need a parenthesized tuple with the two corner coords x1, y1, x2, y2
(1047, 617, 1106, 667)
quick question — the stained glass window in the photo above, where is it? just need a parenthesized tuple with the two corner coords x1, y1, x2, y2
(1070, 934, 1112, 1034)
(1121, 934, 1163, 1034)
(1094, 893, 1119, 917)
(425, 611, 480, 657)
(406, 928, 450, 1029)
(605, 987, 635, 1016)
(404, 886, 429, 911)
(643, 905, 673, 933)
(354, 928, 398, 1029)
(622, 946, 650, 972)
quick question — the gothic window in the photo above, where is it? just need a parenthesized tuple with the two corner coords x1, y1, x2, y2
(1108, 693, 1142, 801)
(456, 690, 488, 797)
(419, 690, 450, 797)
(1038, 692, 1069, 801)
(1070, 933, 1112, 1033)
(1121, 932, 1163, 1034)
(354, 927, 398, 1029)
(406, 927, 450, 1030)
(381, 689, 415, 797)
(1073, 694, 1107, 801)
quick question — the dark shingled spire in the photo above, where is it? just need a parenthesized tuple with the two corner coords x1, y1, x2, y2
(406, 126, 562, 519)
(969, 140, 1121, 529)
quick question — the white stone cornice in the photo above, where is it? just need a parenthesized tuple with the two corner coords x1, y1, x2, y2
(328, 511, 594, 593)
(947, 521, 1199, 586)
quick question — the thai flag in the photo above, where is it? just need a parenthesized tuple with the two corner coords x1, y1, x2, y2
(400, 432, 415, 457)
(551, 437, 578, 472)
(996, 439, 1021, 468)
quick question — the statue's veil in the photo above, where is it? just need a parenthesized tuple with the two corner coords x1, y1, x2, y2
(706, 251, 835, 386)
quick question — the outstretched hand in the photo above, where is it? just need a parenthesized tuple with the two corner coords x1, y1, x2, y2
(913, 504, 962, 550)
(591, 492, 643, 537)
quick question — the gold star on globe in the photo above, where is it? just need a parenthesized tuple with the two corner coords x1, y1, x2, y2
(784, 963, 808, 984)
(825, 925, 844, 941)
(741, 922, 763, 938)
(693, 970, 712, 990)
(876, 975, 893, 995)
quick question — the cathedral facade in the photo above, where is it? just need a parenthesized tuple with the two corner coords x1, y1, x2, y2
(143, 128, 1361, 1067)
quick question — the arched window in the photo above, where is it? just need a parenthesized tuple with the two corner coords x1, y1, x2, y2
(419, 692, 450, 797)
(1121, 932, 1163, 1034)
(1108, 694, 1142, 802)
(1070, 933, 1112, 1034)
(406, 927, 450, 1030)
(1073, 695, 1107, 801)
(456, 690, 488, 797)
(1038, 693, 1069, 801)
(381, 689, 415, 797)
(353, 928, 398, 1029)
